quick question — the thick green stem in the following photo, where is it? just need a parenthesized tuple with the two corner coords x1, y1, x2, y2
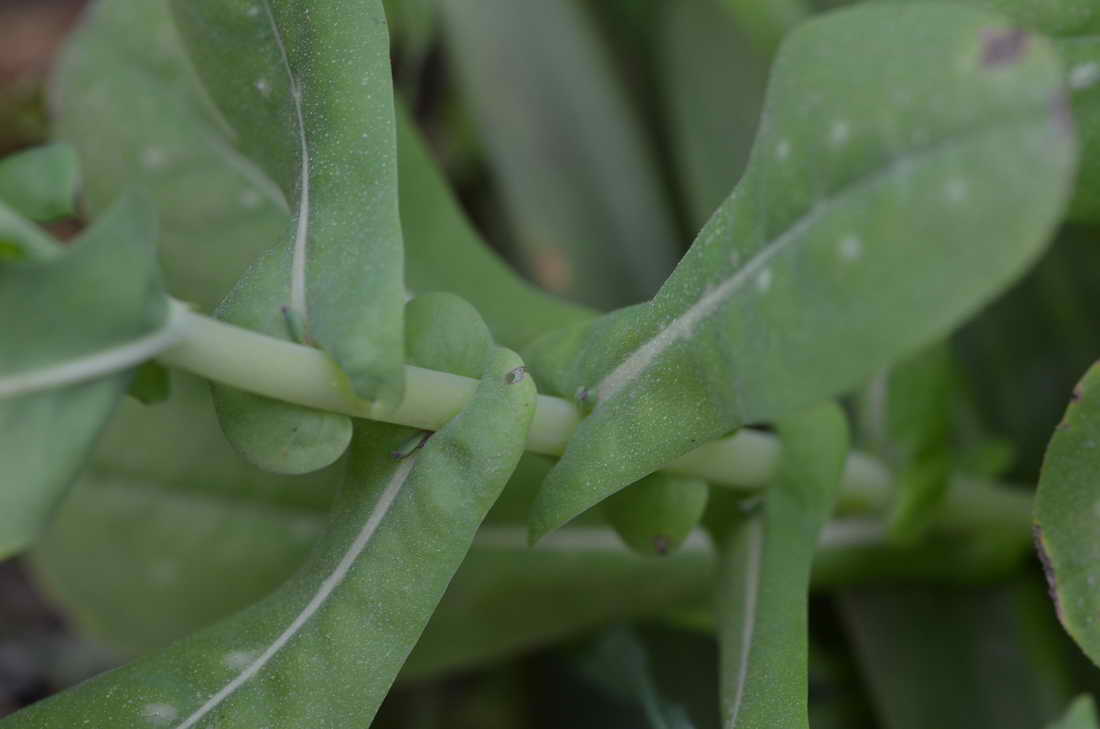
(156, 302, 1032, 549)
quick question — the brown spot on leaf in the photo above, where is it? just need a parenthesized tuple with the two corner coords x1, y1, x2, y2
(504, 366, 527, 385)
(981, 27, 1030, 67)
(653, 535, 670, 556)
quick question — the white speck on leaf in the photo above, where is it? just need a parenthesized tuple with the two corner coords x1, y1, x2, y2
(143, 703, 178, 725)
(224, 650, 259, 670)
(776, 140, 791, 161)
(945, 178, 969, 204)
(830, 120, 850, 146)
(142, 147, 167, 171)
(1070, 62, 1100, 90)
(239, 189, 262, 209)
(755, 269, 772, 293)
(246, 5, 261, 17)
(255, 78, 272, 96)
(839, 235, 862, 261)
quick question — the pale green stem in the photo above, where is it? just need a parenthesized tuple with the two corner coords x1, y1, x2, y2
(156, 302, 1032, 539)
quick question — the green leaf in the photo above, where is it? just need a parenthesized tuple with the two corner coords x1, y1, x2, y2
(839, 581, 1077, 729)
(715, 402, 848, 729)
(30, 374, 715, 677)
(525, 3, 1076, 541)
(875, 0, 1100, 221)
(29, 371, 344, 657)
(404, 292, 493, 379)
(207, 247, 355, 475)
(5, 346, 535, 729)
(440, 0, 682, 308)
(54, 0, 591, 354)
(0, 143, 80, 222)
(0, 193, 168, 558)
(1048, 696, 1100, 729)
(169, 0, 406, 407)
(602, 473, 709, 557)
(1036, 361, 1100, 668)
(52, 0, 289, 311)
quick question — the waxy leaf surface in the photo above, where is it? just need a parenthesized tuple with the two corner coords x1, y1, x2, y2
(55, 0, 590, 353)
(0, 193, 167, 557)
(5, 347, 535, 729)
(716, 402, 848, 729)
(526, 4, 1076, 540)
(170, 0, 406, 407)
(1036, 361, 1100, 668)
(52, 0, 288, 310)
(878, 0, 1100, 221)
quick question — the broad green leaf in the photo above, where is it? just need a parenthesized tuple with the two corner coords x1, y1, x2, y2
(33, 451, 715, 680)
(0, 193, 168, 558)
(1036, 361, 1100, 668)
(29, 371, 344, 657)
(876, 0, 1100, 221)
(0, 143, 80, 222)
(207, 247, 355, 475)
(54, 0, 591, 353)
(170, 0, 406, 408)
(166, 0, 404, 474)
(440, 0, 682, 309)
(602, 473, 709, 557)
(716, 402, 848, 729)
(5, 346, 535, 729)
(51, 0, 288, 311)
(839, 581, 1076, 729)
(525, 4, 1076, 540)
(658, 1, 768, 230)
(576, 627, 697, 729)
(1048, 696, 1100, 729)
(404, 292, 493, 379)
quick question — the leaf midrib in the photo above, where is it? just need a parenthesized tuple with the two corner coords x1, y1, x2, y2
(595, 97, 1064, 407)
